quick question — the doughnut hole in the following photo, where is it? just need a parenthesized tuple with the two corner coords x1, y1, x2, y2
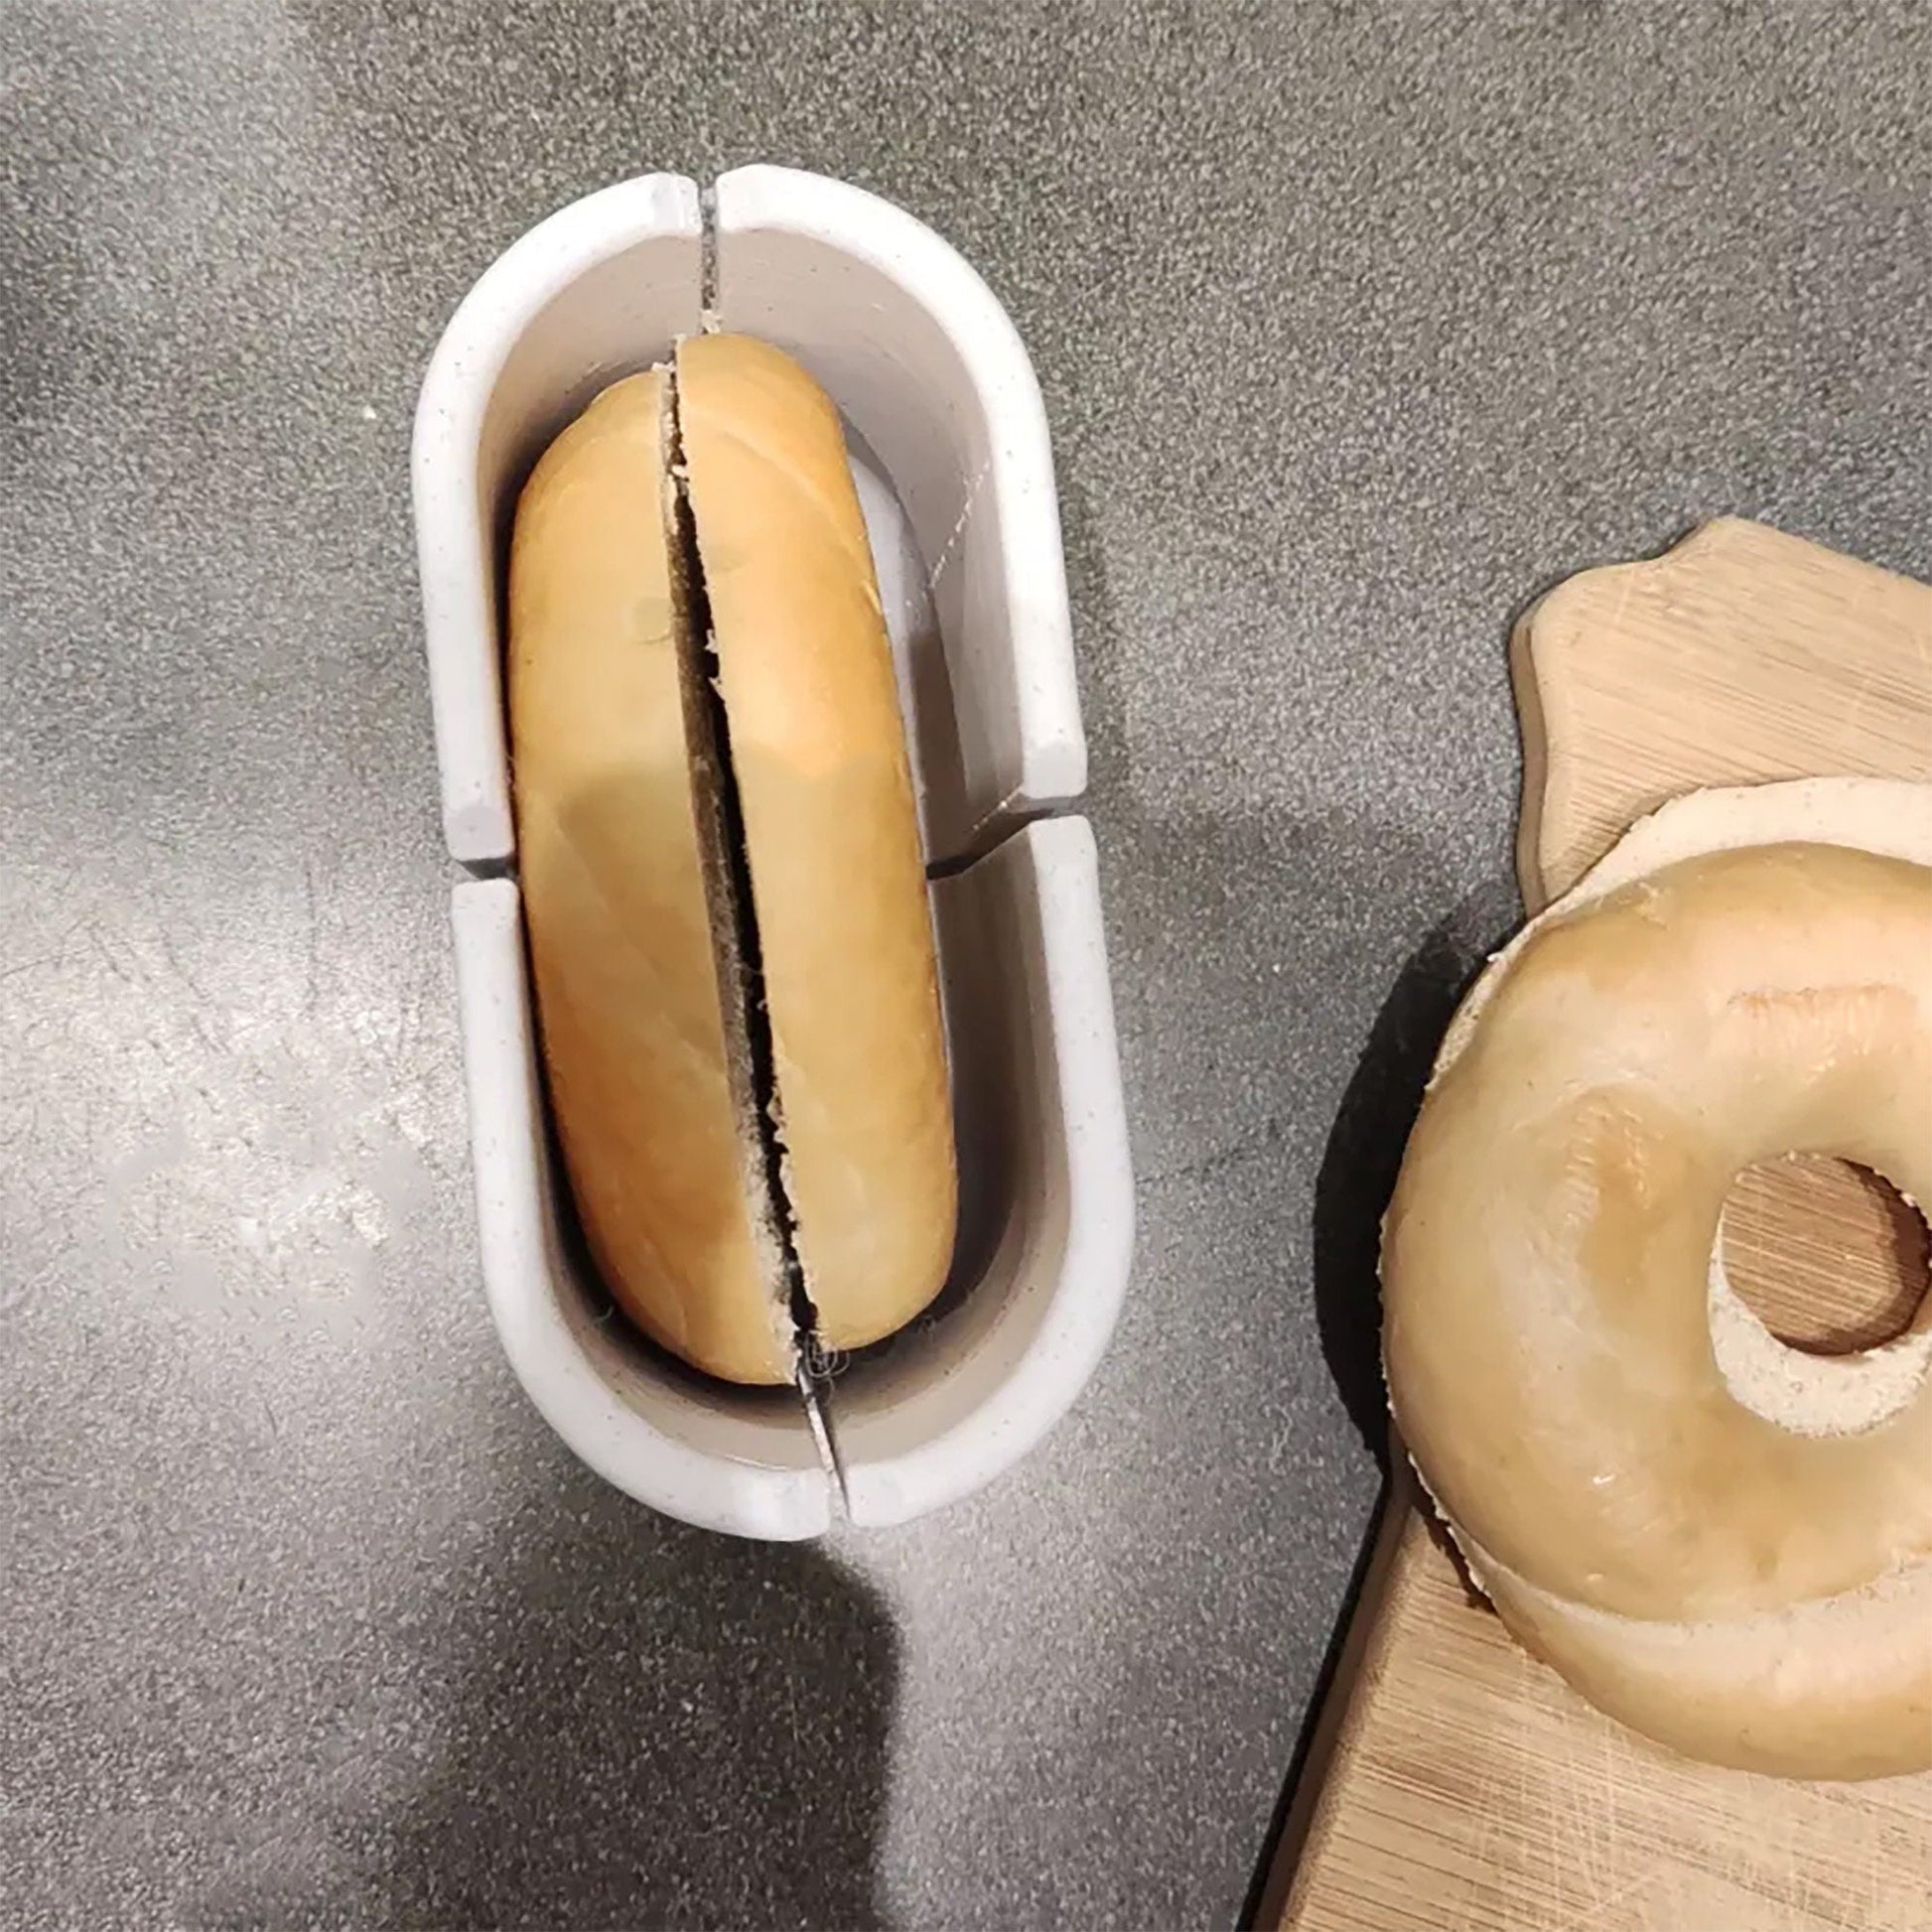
(1721, 1156, 1931, 1354)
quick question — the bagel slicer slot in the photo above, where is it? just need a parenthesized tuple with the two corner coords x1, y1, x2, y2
(416, 167, 1132, 1538)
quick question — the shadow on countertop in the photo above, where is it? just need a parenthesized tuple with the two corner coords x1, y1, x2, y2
(1308, 886, 1515, 1470)
(1233, 894, 1516, 1932)
(1052, 472, 1518, 1477)
(213, 1458, 900, 1932)
(1052, 474, 1521, 1928)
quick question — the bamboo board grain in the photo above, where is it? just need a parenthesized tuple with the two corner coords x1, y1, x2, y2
(1263, 519, 1932, 1932)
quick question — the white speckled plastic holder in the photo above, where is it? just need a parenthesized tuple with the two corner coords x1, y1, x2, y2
(414, 167, 1132, 1538)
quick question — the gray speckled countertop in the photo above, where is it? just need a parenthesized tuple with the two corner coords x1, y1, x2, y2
(4, 2, 1929, 1927)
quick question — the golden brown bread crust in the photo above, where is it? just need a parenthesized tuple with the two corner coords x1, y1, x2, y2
(506, 342, 956, 1381)
(1388, 843, 1932, 1621)
(507, 370, 790, 1385)
(1383, 778, 1932, 1778)
(677, 333, 957, 1352)
(1472, 1548, 1932, 1780)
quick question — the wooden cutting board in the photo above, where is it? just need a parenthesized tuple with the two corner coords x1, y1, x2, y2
(1260, 519, 1932, 1932)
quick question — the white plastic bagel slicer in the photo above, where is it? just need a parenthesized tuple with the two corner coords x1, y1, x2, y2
(413, 166, 1133, 1538)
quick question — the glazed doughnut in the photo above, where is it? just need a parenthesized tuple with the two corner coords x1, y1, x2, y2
(1383, 777, 1932, 1779)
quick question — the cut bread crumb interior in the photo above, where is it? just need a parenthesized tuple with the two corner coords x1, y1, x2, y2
(661, 362, 821, 1378)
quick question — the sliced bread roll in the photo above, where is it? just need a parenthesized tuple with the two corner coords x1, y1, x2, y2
(507, 342, 957, 1385)
(676, 334, 957, 1354)
(507, 370, 791, 1384)
(1383, 775, 1932, 1778)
